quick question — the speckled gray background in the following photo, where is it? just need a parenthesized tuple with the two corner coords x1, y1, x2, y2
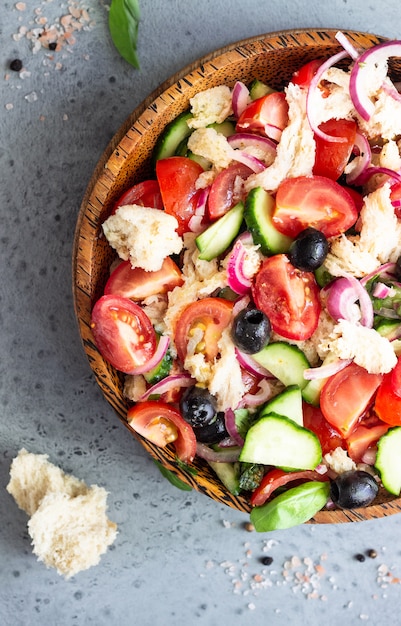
(2, 1, 401, 624)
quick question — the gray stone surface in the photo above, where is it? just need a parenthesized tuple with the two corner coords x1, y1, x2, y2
(1, 1, 401, 624)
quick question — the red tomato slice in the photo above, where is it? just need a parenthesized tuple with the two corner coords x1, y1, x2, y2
(346, 422, 389, 462)
(111, 180, 163, 214)
(156, 156, 204, 235)
(252, 254, 321, 341)
(236, 92, 289, 139)
(127, 400, 196, 463)
(207, 163, 253, 220)
(313, 119, 357, 180)
(91, 295, 157, 374)
(302, 402, 345, 455)
(250, 468, 328, 507)
(104, 258, 183, 300)
(273, 175, 358, 238)
(375, 357, 401, 425)
(291, 59, 324, 88)
(320, 363, 383, 438)
(175, 297, 234, 364)
(390, 182, 401, 219)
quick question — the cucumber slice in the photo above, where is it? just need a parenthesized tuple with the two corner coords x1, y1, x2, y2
(253, 342, 310, 389)
(375, 319, 401, 341)
(248, 79, 275, 100)
(196, 202, 244, 261)
(239, 413, 322, 469)
(259, 385, 303, 426)
(301, 354, 343, 406)
(207, 461, 240, 495)
(244, 187, 293, 255)
(375, 427, 401, 495)
(153, 110, 193, 161)
(208, 120, 236, 136)
(143, 347, 173, 384)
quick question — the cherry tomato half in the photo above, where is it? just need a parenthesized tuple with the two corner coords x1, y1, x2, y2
(291, 59, 324, 89)
(320, 362, 383, 438)
(302, 403, 345, 455)
(346, 422, 389, 462)
(104, 257, 183, 301)
(374, 357, 401, 425)
(156, 156, 204, 235)
(252, 254, 321, 341)
(273, 175, 358, 239)
(175, 297, 234, 364)
(236, 92, 289, 140)
(250, 468, 328, 507)
(91, 294, 157, 374)
(207, 163, 253, 220)
(313, 119, 357, 180)
(127, 400, 197, 463)
(111, 180, 163, 214)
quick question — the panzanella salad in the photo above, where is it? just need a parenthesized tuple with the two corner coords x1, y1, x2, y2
(91, 32, 401, 531)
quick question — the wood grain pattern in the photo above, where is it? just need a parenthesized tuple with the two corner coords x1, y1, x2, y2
(72, 29, 401, 524)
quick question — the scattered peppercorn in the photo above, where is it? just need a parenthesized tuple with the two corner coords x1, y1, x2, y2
(367, 549, 377, 559)
(48, 42, 57, 51)
(355, 553, 366, 562)
(260, 556, 274, 566)
(244, 522, 255, 532)
(9, 59, 23, 72)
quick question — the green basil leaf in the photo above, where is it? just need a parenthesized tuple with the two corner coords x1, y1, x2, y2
(250, 481, 330, 532)
(154, 460, 193, 491)
(109, 0, 141, 69)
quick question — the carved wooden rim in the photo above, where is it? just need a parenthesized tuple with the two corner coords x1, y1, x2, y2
(73, 28, 401, 524)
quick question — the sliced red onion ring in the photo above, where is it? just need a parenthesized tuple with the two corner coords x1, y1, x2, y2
(382, 79, 401, 104)
(303, 358, 352, 381)
(326, 275, 373, 328)
(227, 132, 277, 157)
(224, 408, 244, 446)
(359, 262, 397, 286)
(345, 131, 371, 185)
(306, 49, 350, 143)
(196, 442, 241, 463)
(349, 40, 401, 121)
(232, 81, 250, 118)
(335, 31, 360, 60)
(189, 186, 210, 232)
(264, 123, 283, 142)
(139, 371, 193, 401)
(232, 294, 250, 317)
(227, 238, 252, 294)
(237, 378, 272, 408)
(231, 150, 266, 173)
(350, 165, 401, 187)
(235, 348, 272, 378)
(372, 281, 395, 298)
(129, 335, 171, 375)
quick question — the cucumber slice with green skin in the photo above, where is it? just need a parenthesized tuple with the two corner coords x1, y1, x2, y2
(244, 187, 293, 255)
(143, 348, 173, 384)
(259, 385, 303, 426)
(207, 461, 240, 495)
(196, 202, 244, 261)
(239, 413, 322, 469)
(208, 120, 236, 136)
(253, 342, 310, 389)
(375, 427, 401, 495)
(153, 110, 193, 161)
(301, 354, 344, 406)
(248, 79, 276, 100)
(375, 319, 401, 341)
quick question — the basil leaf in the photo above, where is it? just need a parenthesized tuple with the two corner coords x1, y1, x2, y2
(154, 460, 193, 491)
(250, 481, 330, 532)
(109, 0, 141, 69)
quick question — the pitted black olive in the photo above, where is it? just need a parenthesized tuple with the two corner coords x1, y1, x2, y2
(180, 386, 217, 428)
(289, 227, 329, 271)
(330, 470, 379, 509)
(193, 412, 229, 444)
(232, 308, 271, 354)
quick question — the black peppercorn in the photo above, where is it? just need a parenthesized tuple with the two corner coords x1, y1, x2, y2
(9, 59, 23, 72)
(48, 42, 57, 51)
(355, 553, 366, 562)
(260, 556, 274, 566)
(367, 549, 377, 559)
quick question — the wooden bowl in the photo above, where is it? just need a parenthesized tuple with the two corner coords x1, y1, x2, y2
(73, 28, 401, 524)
